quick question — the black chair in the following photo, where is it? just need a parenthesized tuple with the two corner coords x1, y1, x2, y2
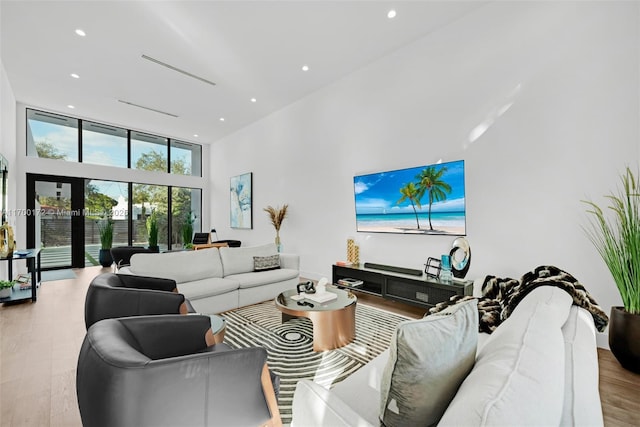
(77, 315, 280, 427)
(110, 246, 156, 271)
(84, 273, 190, 329)
(212, 239, 242, 248)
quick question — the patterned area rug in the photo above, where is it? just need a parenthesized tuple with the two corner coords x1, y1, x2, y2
(221, 300, 410, 424)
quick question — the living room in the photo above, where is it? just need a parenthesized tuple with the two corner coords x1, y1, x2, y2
(1, 0, 640, 426)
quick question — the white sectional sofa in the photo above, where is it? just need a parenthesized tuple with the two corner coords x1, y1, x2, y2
(291, 286, 603, 426)
(119, 243, 299, 313)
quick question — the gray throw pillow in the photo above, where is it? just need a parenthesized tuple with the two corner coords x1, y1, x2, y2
(253, 254, 281, 271)
(379, 299, 478, 427)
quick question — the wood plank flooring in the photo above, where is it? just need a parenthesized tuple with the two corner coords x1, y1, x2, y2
(0, 266, 638, 426)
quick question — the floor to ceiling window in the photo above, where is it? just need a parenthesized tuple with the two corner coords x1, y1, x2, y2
(25, 108, 204, 269)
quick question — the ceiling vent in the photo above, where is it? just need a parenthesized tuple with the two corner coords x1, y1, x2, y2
(117, 100, 179, 118)
(141, 54, 216, 87)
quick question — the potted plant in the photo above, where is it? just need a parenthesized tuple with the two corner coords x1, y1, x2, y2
(583, 166, 640, 373)
(146, 210, 159, 252)
(98, 219, 114, 267)
(0, 279, 14, 299)
(264, 204, 288, 252)
(182, 211, 195, 249)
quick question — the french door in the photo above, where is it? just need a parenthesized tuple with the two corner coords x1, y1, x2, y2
(26, 174, 85, 269)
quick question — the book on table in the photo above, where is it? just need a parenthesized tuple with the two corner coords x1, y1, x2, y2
(305, 291, 338, 303)
(337, 278, 364, 287)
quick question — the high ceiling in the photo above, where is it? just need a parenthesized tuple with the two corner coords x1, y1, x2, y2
(1, 1, 485, 144)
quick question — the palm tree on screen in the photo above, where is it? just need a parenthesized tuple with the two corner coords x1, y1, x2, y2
(416, 166, 451, 231)
(397, 182, 422, 229)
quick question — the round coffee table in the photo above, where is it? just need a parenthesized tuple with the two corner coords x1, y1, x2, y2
(275, 286, 357, 352)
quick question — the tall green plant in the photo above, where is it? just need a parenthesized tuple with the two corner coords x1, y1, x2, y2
(583, 167, 640, 314)
(98, 219, 113, 250)
(147, 211, 158, 248)
(182, 211, 195, 246)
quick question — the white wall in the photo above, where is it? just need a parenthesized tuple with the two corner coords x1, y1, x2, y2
(211, 1, 639, 347)
(1, 59, 17, 278)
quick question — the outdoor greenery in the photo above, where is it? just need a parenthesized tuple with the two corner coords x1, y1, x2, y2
(182, 211, 195, 247)
(85, 183, 117, 219)
(583, 167, 640, 314)
(35, 141, 66, 160)
(98, 219, 114, 250)
(146, 210, 159, 248)
(397, 165, 452, 231)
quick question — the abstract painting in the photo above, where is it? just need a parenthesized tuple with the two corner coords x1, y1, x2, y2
(230, 172, 252, 229)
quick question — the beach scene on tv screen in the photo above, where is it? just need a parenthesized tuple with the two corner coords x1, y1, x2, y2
(354, 160, 465, 235)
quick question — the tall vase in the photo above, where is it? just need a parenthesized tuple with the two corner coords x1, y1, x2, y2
(275, 232, 282, 252)
(609, 306, 640, 374)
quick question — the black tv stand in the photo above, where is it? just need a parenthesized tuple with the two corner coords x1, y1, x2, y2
(333, 264, 473, 309)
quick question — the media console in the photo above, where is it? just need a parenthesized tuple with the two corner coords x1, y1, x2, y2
(332, 263, 473, 309)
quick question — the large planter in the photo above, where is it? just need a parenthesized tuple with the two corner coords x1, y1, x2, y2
(609, 306, 640, 374)
(98, 249, 113, 268)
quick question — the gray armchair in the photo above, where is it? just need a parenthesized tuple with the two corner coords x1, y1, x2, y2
(84, 273, 189, 329)
(77, 315, 280, 427)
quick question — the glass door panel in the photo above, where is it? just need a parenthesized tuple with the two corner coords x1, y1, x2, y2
(84, 180, 129, 266)
(35, 181, 72, 269)
(132, 183, 168, 250)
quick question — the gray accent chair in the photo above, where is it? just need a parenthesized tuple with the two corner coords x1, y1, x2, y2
(77, 315, 276, 427)
(84, 273, 189, 329)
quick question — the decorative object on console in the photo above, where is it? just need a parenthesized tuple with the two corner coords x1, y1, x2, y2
(583, 166, 640, 373)
(230, 172, 253, 229)
(439, 254, 453, 284)
(424, 257, 441, 279)
(346, 238, 360, 265)
(450, 237, 471, 278)
(264, 203, 288, 252)
(0, 221, 15, 258)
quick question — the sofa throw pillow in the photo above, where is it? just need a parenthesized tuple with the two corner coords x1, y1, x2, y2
(379, 299, 478, 427)
(253, 255, 281, 272)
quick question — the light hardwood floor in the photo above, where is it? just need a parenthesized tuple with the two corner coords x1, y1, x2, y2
(1, 266, 638, 426)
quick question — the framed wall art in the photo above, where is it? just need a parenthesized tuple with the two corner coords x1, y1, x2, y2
(230, 172, 252, 229)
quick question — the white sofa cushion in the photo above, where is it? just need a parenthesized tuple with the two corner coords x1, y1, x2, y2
(439, 286, 572, 426)
(226, 268, 299, 289)
(177, 277, 239, 300)
(219, 243, 279, 276)
(129, 248, 224, 283)
(379, 299, 478, 427)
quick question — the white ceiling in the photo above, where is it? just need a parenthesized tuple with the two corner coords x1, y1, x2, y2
(1, 1, 485, 145)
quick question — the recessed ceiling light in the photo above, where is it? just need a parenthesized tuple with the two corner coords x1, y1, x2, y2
(387, 9, 397, 19)
(75, 29, 86, 37)
(67, 105, 75, 109)
(193, 134, 199, 138)
(70, 73, 80, 79)
(220, 117, 225, 122)
(251, 98, 257, 103)
(302, 65, 310, 72)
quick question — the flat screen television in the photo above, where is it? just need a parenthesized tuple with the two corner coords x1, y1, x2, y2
(354, 159, 466, 236)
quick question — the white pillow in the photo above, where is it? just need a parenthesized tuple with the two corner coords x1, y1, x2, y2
(219, 243, 278, 275)
(439, 286, 572, 426)
(379, 299, 478, 427)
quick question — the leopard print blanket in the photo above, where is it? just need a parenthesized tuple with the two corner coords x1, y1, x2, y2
(427, 265, 609, 333)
